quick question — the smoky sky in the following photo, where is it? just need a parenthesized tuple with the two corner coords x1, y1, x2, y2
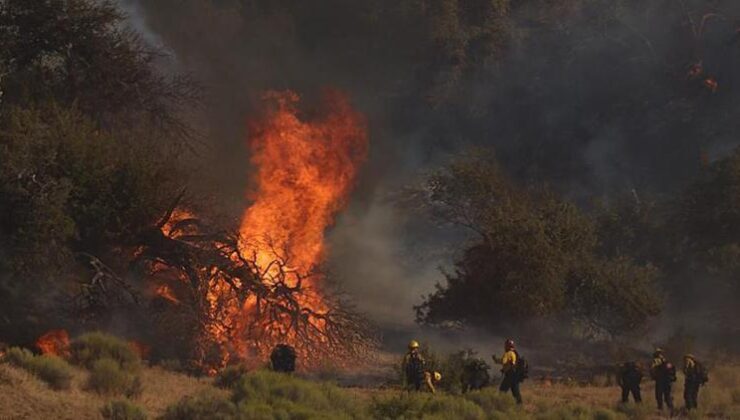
(118, 0, 740, 330)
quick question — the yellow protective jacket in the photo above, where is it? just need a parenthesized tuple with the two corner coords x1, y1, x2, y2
(494, 350, 517, 373)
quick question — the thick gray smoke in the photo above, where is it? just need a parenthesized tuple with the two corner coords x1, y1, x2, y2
(117, 1, 740, 350)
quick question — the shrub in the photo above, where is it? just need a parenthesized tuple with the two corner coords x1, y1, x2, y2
(70, 332, 140, 372)
(463, 388, 518, 414)
(371, 392, 492, 420)
(731, 388, 740, 405)
(101, 400, 147, 420)
(420, 395, 487, 420)
(161, 391, 238, 420)
(232, 370, 364, 419)
(214, 365, 248, 389)
(27, 355, 74, 390)
(3, 347, 73, 390)
(4, 347, 34, 367)
(590, 374, 610, 387)
(370, 394, 425, 419)
(88, 358, 141, 396)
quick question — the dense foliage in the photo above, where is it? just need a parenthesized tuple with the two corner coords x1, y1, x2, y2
(412, 153, 661, 337)
(0, 0, 190, 345)
(3, 347, 74, 390)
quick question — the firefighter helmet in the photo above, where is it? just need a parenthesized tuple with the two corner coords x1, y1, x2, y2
(433, 371, 442, 382)
(408, 340, 420, 350)
(505, 339, 515, 350)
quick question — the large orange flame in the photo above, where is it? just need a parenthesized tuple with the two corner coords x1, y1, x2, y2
(239, 90, 368, 278)
(230, 89, 368, 362)
(35, 329, 70, 357)
(150, 89, 368, 372)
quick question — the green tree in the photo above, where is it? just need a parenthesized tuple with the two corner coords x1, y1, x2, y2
(679, 148, 740, 276)
(0, 104, 177, 342)
(0, 0, 192, 344)
(413, 151, 661, 337)
(0, 0, 195, 133)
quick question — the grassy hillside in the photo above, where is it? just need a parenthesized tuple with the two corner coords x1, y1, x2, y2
(0, 363, 221, 419)
(2, 359, 739, 419)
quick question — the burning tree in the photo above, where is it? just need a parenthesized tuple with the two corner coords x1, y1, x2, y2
(135, 90, 377, 373)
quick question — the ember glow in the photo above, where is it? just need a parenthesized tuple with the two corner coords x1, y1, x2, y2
(155, 284, 180, 304)
(704, 77, 719, 93)
(35, 329, 70, 357)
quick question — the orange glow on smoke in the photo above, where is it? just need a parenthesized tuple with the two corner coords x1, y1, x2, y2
(35, 329, 70, 357)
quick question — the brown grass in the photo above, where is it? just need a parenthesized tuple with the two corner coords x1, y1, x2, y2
(0, 364, 225, 419)
(1, 361, 738, 419)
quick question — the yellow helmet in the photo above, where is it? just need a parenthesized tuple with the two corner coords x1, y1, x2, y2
(433, 371, 442, 382)
(408, 340, 420, 350)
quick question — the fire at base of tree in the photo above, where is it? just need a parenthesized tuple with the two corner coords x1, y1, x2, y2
(0, 1, 377, 374)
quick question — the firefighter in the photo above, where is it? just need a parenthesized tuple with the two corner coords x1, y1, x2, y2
(423, 370, 442, 393)
(492, 338, 523, 404)
(402, 340, 426, 391)
(270, 344, 297, 373)
(650, 348, 676, 412)
(683, 354, 708, 410)
(617, 361, 643, 403)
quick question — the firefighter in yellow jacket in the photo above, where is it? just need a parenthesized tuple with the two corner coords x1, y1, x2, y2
(492, 339, 523, 404)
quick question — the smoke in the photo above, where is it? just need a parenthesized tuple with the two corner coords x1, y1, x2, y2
(116, 0, 740, 350)
(115, 0, 167, 50)
(327, 195, 444, 328)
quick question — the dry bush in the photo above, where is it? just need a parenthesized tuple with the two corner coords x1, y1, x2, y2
(3, 347, 34, 367)
(3, 347, 73, 390)
(231, 370, 365, 418)
(27, 355, 75, 391)
(71, 332, 141, 372)
(101, 399, 147, 420)
(213, 365, 248, 389)
(161, 390, 238, 420)
(87, 358, 141, 397)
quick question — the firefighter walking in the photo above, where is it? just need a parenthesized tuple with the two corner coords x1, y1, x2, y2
(618, 361, 643, 403)
(683, 354, 708, 410)
(650, 348, 676, 412)
(492, 338, 524, 404)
